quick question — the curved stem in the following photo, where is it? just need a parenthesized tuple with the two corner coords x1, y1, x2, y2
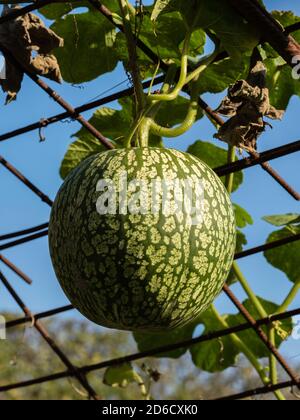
(149, 82, 199, 138)
(147, 32, 190, 102)
(225, 146, 236, 193)
(232, 262, 268, 319)
(225, 147, 284, 399)
(276, 281, 300, 314)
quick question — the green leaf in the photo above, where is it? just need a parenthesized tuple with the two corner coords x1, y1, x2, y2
(234, 204, 253, 229)
(140, 13, 206, 60)
(151, 0, 174, 22)
(187, 141, 244, 192)
(40, 1, 91, 20)
(50, 10, 119, 83)
(226, 297, 293, 358)
(103, 363, 137, 388)
(176, 0, 259, 57)
(264, 226, 300, 284)
(133, 320, 197, 359)
(190, 307, 239, 372)
(263, 214, 300, 227)
(265, 57, 300, 110)
(197, 56, 248, 95)
(191, 298, 293, 373)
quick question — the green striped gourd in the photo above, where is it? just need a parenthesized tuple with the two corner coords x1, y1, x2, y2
(49, 148, 236, 332)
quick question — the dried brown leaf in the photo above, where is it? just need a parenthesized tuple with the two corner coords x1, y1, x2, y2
(214, 61, 284, 152)
(0, 5, 64, 103)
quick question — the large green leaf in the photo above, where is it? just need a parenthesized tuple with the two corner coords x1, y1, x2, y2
(133, 320, 197, 359)
(190, 307, 239, 372)
(50, 10, 119, 83)
(40, 1, 91, 20)
(191, 298, 293, 373)
(227, 298, 293, 358)
(263, 213, 300, 227)
(234, 204, 253, 229)
(197, 56, 248, 95)
(264, 226, 300, 284)
(171, 0, 259, 57)
(151, 0, 174, 22)
(187, 141, 244, 192)
(267, 61, 300, 110)
(140, 13, 206, 60)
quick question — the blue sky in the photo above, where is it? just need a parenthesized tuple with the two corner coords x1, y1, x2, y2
(0, 0, 300, 361)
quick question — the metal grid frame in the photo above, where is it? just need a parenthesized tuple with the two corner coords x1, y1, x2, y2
(0, 0, 300, 400)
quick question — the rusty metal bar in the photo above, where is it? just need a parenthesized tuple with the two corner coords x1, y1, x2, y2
(1, 305, 300, 395)
(0, 42, 114, 151)
(0, 270, 100, 400)
(0, 155, 53, 206)
(223, 285, 300, 388)
(0, 223, 49, 241)
(215, 379, 298, 400)
(0, 254, 32, 285)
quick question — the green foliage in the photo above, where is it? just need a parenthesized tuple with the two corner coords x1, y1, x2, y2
(264, 223, 300, 284)
(61, 96, 203, 178)
(226, 298, 293, 358)
(50, 10, 119, 83)
(234, 204, 253, 229)
(103, 363, 137, 388)
(133, 320, 198, 359)
(190, 307, 239, 372)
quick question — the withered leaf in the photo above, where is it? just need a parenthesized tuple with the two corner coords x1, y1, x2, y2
(214, 61, 284, 152)
(0, 5, 64, 103)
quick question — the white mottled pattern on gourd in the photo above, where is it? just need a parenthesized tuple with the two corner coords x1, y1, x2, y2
(49, 148, 236, 332)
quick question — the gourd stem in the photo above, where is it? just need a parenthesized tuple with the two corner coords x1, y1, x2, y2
(149, 81, 200, 138)
(124, 65, 178, 148)
(276, 281, 300, 314)
(226, 148, 284, 400)
(147, 32, 190, 102)
(225, 146, 236, 193)
(232, 262, 268, 319)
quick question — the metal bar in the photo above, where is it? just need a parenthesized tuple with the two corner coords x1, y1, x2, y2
(1, 305, 300, 394)
(0, 230, 49, 251)
(215, 379, 297, 400)
(235, 233, 300, 260)
(0, 75, 165, 143)
(0, 155, 53, 206)
(0, 270, 100, 400)
(228, 0, 300, 66)
(0, 223, 49, 241)
(0, 43, 114, 151)
(0, 254, 32, 285)
(223, 285, 300, 387)
(214, 140, 300, 177)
